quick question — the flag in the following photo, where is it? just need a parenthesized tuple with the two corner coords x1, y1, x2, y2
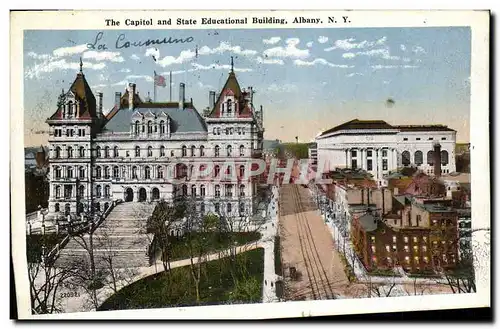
(154, 71, 166, 87)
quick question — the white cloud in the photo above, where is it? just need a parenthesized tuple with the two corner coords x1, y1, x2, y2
(130, 54, 141, 61)
(198, 42, 258, 57)
(82, 50, 124, 62)
(400, 44, 407, 51)
(341, 48, 400, 61)
(197, 81, 214, 89)
(268, 83, 298, 93)
(306, 41, 313, 48)
(25, 58, 106, 79)
(294, 58, 353, 68)
(412, 46, 426, 54)
(157, 49, 197, 67)
(27, 52, 51, 60)
(91, 84, 107, 89)
(126, 75, 154, 82)
(263, 38, 309, 59)
(145, 47, 160, 58)
(346, 72, 364, 78)
(263, 37, 281, 45)
(120, 68, 131, 73)
(402, 57, 411, 62)
(191, 63, 252, 72)
(383, 80, 391, 84)
(318, 36, 329, 44)
(324, 36, 387, 51)
(256, 56, 284, 65)
(371, 64, 419, 70)
(342, 53, 356, 59)
(111, 80, 129, 87)
(52, 44, 88, 57)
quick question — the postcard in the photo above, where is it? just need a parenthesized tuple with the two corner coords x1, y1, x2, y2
(10, 10, 490, 319)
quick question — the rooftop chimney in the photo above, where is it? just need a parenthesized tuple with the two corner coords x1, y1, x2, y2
(115, 92, 122, 108)
(209, 91, 216, 110)
(433, 143, 442, 177)
(128, 83, 136, 110)
(97, 92, 103, 117)
(179, 83, 185, 110)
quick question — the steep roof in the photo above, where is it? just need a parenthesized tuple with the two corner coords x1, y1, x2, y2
(207, 70, 253, 118)
(358, 212, 378, 232)
(395, 125, 456, 132)
(320, 119, 396, 136)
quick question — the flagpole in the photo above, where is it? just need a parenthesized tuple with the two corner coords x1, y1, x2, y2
(169, 71, 172, 102)
(153, 71, 157, 102)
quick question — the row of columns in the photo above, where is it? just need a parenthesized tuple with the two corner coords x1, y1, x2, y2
(345, 147, 399, 179)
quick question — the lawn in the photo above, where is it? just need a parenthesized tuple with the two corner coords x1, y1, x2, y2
(98, 248, 265, 311)
(149, 231, 261, 263)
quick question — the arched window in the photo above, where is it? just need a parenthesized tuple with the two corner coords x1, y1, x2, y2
(191, 145, 196, 157)
(54, 203, 60, 212)
(401, 151, 411, 166)
(104, 166, 110, 179)
(67, 146, 73, 158)
(113, 166, 119, 178)
(212, 127, 217, 135)
(214, 145, 220, 157)
(239, 145, 245, 156)
(226, 99, 232, 114)
(65, 203, 71, 215)
(67, 167, 73, 178)
(214, 165, 220, 178)
(215, 185, 220, 198)
(96, 146, 101, 158)
(113, 146, 119, 157)
(54, 166, 62, 179)
(441, 150, 449, 165)
(96, 166, 102, 179)
(79, 146, 85, 158)
(227, 145, 232, 157)
(239, 185, 245, 197)
(200, 145, 205, 157)
(182, 184, 188, 196)
(414, 151, 423, 166)
(132, 166, 138, 179)
(55, 185, 61, 198)
(427, 151, 434, 165)
(104, 185, 110, 198)
(134, 121, 140, 134)
(79, 166, 85, 179)
(181, 145, 187, 157)
(147, 146, 153, 157)
(191, 185, 197, 196)
(160, 145, 165, 157)
(145, 166, 151, 179)
(104, 146, 110, 158)
(227, 203, 232, 214)
(160, 121, 165, 134)
(78, 185, 85, 198)
(55, 147, 61, 159)
(157, 166, 164, 179)
(239, 165, 245, 178)
(216, 127, 221, 135)
(135, 146, 140, 157)
(147, 121, 152, 134)
(200, 185, 206, 197)
(96, 185, 102, 198)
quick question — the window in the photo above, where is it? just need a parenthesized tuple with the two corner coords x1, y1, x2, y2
(190, 145, 196, 157)
(239, 185, 245, 197)
(191, 185, 196, 196)
(414, 151, 423, 166)
(54, 167, 62, 179)
(181, 145, 187, 157)
(413, 236, 418, 243)
(55, 147, 61, 159)
(160, 146, 165, 157)
(79, 147, 85, 158)
(67, 167, 73, 178)
(215, 203, 220, 213)
(214, 165, 220, 178)
(96, 146, 101, 157)
(413, 245, 418, 252)
(96, 185, 102, 198)
(227, 203, 232, 214)
(404, 245, 409, 252)
(351, 150, 357, 157)
(414, 256, 420, 263)
(227, 145, 232, 157)
(104, 166, 110, 179)
(351, 159, 357, 169)
(157, 166, 164, 179)
(387, 257, 392, 264)
(367, 159, 373, 171)
(385, 245, 390, 252)
(416, 138, 421, 141)
(145, 166, 151, 179)
(392, 245, 397, 252)
(200, 145, 205, 157)
(113, 166, 119, 179)
(217, 127, 221, 135)
(239, 145, 245, 156)
(95, 166, 102, 179)
(423, 256, 429, 264)
(67, 147, 73, 158)
(79, 166, 85, 179)
(441, 150, 449, 165)
(135, 146, 140, 157)
(427, 150, 434, 165)
(65, 203, 71, 215)
(104, 146, 110, 158)
(54, 203, 60, 212)
(227, 100, 232, 114)
(403, 138, 408, 141)
(55, 186, 61, 198)
(382, 159, 388, 171)
(428, 137, 433, 141)
(113, 146, 119, 157)
(422, 246, 427, 252)
(200, 185, 206, 197)
(215, 185, 220, 198)
(367, 150, 372, 157)
(225, 184, 233, 197)
(132, 166, 138, 179)
(214, 145, 220, 157)
(402, 151, 411, 166)
(239, 202, 245, 215)
(147, 121, 152, 134)
(104, 185, 110, 198)
(371, 245, 376, 253)
(159, 121, 165, 134)
(404, 236, 409, 243)
(147, 146, 153, 157)
(405, 256, 410, 264)
(371, 236, 376, 242)
(393, 236, 397, 243)
(441, 137, 446, 140)
(182, 185, 188, 196)
(134, 121, 140, 134)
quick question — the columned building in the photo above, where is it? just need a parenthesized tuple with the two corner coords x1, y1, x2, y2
(45, 61, 264, 219)
(315, 119, 456, 184)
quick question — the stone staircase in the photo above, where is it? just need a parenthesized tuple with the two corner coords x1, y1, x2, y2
(56, 202, 156, 268)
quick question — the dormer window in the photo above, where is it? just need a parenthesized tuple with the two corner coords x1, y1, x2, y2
(135, 121, 140, 134)
(147, 121, 152, 134)
(160, 121, 165, 134)
(227, 100, 232, 115)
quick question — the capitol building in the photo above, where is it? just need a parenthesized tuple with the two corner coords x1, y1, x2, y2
(45, 62, 264, 219)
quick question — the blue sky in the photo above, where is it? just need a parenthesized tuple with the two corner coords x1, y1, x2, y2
(23, 27, 471, 146)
